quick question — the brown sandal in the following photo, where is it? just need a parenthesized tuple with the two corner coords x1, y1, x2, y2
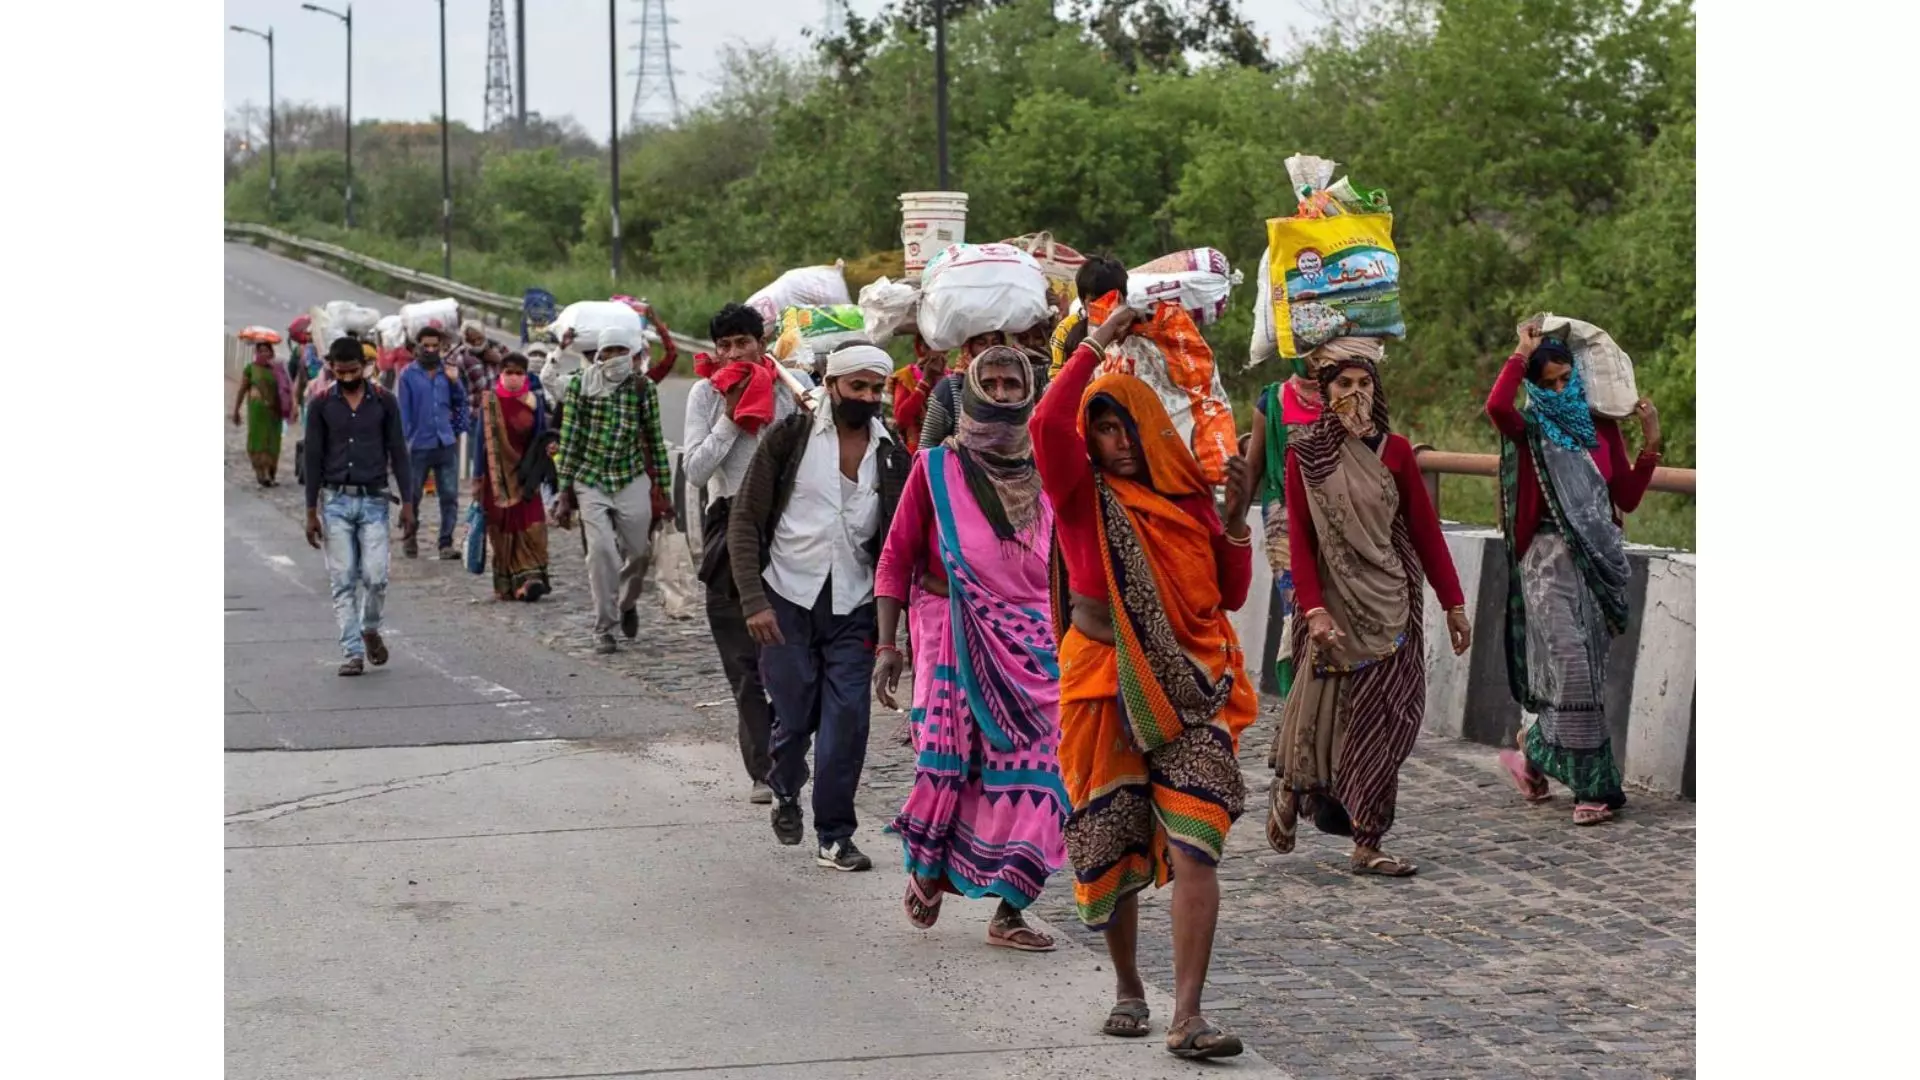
(986, 912, 1055, 952)
(1166, 1016, 1243, 1059)
(1103, 999, 1151, 1037)
(1352, 853, 1418, 877)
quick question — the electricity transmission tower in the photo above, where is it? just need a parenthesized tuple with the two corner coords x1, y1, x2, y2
(483, 0, 515, 132)
(627, 0, 682, 131)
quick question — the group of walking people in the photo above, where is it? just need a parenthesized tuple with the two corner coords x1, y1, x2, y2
(254, 252, 1664, 1059)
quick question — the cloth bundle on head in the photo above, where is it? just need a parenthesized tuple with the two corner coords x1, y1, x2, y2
(709, 358, 778, 434)
(288, 316, 313, 346)
(950, 345, 1042, 542)
(823, 343, 893, 380)
(1299, 336, 1385, 377)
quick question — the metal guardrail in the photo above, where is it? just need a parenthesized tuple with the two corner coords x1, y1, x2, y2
(1411, 444, 1695, 526)
(222, 221, 717, 355)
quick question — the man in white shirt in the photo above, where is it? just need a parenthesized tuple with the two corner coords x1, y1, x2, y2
(726, 343, 909, 872)
(682, 303, 809, 806)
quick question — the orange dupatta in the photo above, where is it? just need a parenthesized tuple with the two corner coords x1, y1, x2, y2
(1056, 372, 1256, 754)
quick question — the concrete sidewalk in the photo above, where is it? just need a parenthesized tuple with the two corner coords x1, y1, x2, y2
(226, 738, 1287, 1080)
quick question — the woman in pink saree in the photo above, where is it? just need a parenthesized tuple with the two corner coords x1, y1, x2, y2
(873, 347, 1068, 952)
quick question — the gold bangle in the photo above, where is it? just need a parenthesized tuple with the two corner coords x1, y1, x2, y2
(1223, 528, 1252, 547)
(1303, 607, 1328, 619)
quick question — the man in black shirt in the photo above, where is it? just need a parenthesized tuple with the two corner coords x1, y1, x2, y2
(304, 339, 417, 676)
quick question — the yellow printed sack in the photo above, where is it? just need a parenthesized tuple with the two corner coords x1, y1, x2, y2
(1266, 213, 1405, 359)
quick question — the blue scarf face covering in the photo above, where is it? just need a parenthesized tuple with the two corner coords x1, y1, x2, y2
(1527, 367, 1599, 451)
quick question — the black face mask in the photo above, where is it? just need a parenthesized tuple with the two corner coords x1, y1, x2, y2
(833, 398, 880, 428)
(417, 351, 441, 368)
(335, 375, 365, 392)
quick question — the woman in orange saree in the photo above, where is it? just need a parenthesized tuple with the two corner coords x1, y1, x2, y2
(1031, 300, 1256, 1060)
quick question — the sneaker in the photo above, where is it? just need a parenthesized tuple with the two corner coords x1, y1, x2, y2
(771, 798, 804, 846)
(594, 634, 619, 655)
(749, 782, 774, 805)
(816, 839, 873, 872)
(361, 631, 389, 666)
(620, 606, 640, 639)
(338, 656, 365, 677)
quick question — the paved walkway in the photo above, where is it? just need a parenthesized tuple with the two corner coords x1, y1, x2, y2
(232, 421, 1695, 1079)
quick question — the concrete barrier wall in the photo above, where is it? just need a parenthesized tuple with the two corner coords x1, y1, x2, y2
(1229, 506, 1696, 800)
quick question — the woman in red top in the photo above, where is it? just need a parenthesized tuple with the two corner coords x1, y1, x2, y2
(1033, 300, 1255, 1061)
(1267, 343, 1473, 878)
(1488, 324, 1662, 826)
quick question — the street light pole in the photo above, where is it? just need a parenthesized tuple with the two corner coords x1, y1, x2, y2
(439, 0, 453, 278)
(933, 1, 949, 189)
(301, 4, 355, 228)
(607, 0, 622, 283)
(229, 25, 278, 214)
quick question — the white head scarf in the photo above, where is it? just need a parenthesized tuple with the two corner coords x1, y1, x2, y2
(824, 343, 894, 381)
(581, 325, 640, 398)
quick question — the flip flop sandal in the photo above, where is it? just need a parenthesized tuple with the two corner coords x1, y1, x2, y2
(1102, 999, 1151, 1038)
(904, 877, 943, 930)
(1352, 854, 1418, 877)
(1573, 803, 1615, 826)
(1499, 749, 1553, 803)
(1266, 784, 1299, 854)
(986, 919, 1055, 953)
(1166, 1019, 1244, 1059)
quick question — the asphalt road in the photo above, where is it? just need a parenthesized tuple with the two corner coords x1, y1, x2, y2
(223, 242, 703, 751)
(223, 241, 696, 446)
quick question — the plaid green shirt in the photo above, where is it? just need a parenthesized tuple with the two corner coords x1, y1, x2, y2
(556, 372, 669, 493)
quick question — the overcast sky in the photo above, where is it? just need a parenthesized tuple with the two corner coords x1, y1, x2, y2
(223, 1, 1327, 135)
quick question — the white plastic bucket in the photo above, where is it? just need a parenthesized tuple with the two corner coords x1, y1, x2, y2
(899, 191, 969, 277)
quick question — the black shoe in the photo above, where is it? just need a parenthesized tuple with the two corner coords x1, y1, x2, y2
(816, 838, 873, 872)
(771, 798, 803, 846)
(594, 634, 619, 655)
(438, 544, 461, 561)
(403, 538, 420, 559)
(338, 656, 365, 677)
(361, 631, 389, 666)
(620, 606, 639, 639)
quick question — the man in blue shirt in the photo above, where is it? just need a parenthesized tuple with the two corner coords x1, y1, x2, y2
(397, 325, 469, 559)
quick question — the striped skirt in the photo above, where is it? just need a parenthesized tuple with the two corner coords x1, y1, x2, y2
(886, 590, 1069, 909)
(1270, 604, 1426, 850)
(1057, 627, 1248, 931)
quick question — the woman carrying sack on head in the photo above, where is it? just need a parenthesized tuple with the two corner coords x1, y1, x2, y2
(1487, 323, 1662, 827)
(1035, 299, 1256, 1061)
(1266, 339, 1473, 878)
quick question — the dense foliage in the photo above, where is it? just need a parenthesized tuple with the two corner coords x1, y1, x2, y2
(227, 0, 1695, 545)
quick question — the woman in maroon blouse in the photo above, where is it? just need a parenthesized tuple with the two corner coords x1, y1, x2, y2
(1266, 341, 1472, 878)
(1489, 324, 1662, 826)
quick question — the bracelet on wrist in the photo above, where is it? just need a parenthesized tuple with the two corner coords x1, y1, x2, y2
(876, 644, 903, 658)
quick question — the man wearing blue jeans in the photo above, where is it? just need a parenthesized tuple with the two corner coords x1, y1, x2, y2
(304, 339, 415, 676)
(397, 326, 469, 559)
